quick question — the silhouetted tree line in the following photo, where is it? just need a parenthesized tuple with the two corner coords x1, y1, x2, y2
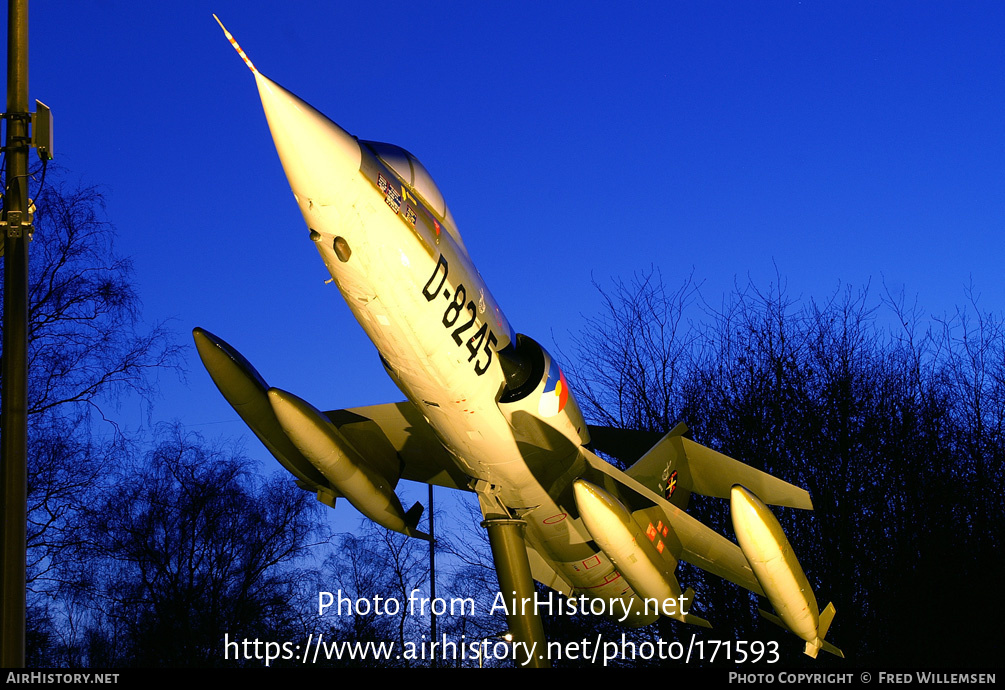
(566, 270, 1004, 666)
(4, 178, 332, 666)
(8, 178, 1001, 666)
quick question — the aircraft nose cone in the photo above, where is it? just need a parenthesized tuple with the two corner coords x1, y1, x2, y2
(254, 72, 361, 204)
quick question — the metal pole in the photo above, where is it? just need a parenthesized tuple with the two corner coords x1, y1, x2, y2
(1, 0, 30, 667)
(428, 484, 436, 667)
(481, 518, 549, 668)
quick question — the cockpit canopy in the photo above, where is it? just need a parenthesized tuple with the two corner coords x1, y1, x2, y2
(362, 140, 467, 254)
(362, 140, 449, 220)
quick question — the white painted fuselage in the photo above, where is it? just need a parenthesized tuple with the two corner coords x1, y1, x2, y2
(250, 68, 657, 623)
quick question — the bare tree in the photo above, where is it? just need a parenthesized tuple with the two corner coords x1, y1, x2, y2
(571, 271, 1004, 665)
(320, 520, 430, 667)
(24, 181, 179, 422)
(566, 269, 702, 434)
(0, 176, 180, 662)
(69, 427, 326, 667)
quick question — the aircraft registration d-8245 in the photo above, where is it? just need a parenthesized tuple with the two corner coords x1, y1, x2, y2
(196, 17, 843, 667)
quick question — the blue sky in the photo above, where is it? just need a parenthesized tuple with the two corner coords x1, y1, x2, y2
(6, 1, 1004, 453)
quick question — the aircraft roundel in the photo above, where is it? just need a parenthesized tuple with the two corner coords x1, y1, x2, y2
(538, 364, 569, 417)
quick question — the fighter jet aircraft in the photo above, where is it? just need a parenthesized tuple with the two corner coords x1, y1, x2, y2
(196, 18, 843, 666)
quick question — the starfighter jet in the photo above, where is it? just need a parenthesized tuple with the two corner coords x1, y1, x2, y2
(196, 17, 843, 665)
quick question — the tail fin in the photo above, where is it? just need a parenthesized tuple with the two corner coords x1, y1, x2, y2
(818, 601, 837, 638)
(813, 602, 845, 658)
(404, 502, 430, 541)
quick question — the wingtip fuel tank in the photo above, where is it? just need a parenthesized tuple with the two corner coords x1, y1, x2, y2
(267, 387, 429, 540)
(730, 484, 843, 658)
(192, 327, 328, 488)
(573, 479, 709, 628)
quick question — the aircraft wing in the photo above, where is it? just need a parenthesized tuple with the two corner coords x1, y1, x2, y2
(589, 424, 812, 510)
(193, 327, 470, 495)
(587, 425, 663, 466)
(579, 446, 765, 596)
(325, 402, 472, 491)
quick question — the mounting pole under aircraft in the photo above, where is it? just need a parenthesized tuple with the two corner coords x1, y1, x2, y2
(481, 516, 549, 668)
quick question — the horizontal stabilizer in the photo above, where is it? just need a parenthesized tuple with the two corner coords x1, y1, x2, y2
(621, 423, 812, 510)
(587, 425, 662, 465)
(817, 638, 846, 659)
(680, 587, 712, 628)
(760, 604, 844, 659)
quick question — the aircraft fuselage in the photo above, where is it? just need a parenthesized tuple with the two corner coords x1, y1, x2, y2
(298, 130, 655, 622)
(202, 20, 844, 660)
